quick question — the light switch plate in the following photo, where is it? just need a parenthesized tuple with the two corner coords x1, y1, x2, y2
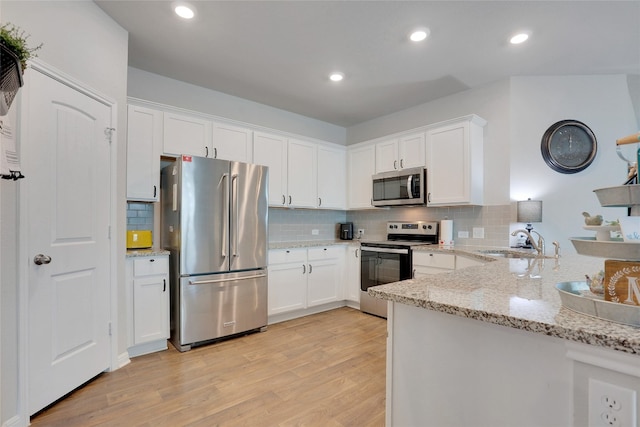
(473, 227, 485, 239)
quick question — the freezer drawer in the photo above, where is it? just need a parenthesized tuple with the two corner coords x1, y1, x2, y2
(173, 269, 267, 351)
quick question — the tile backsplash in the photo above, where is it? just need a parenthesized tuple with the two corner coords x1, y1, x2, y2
(133, 202, 511, 247)
(269, 204, 511, 247)
(126, 202, 154, 230)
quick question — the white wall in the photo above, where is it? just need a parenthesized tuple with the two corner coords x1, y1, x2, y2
(1, 2, 128, 425)
(128, 67, 347, 145)
(510, 75, 638, 254)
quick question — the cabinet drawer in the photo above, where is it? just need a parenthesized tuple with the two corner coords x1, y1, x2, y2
(412, 252, 455, 269)
(269, 248, 307, 265)
(308, 246, 342, 260)
(133, 256, 169, 276)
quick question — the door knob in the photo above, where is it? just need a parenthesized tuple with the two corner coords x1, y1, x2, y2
(34, 254, 52, 265)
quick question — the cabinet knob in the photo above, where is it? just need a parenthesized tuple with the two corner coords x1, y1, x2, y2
(149, 258, 155, 262)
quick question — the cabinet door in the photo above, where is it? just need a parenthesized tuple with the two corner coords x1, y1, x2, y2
(212, 122, 253, 162)
(345, 246, 360, 302)
(287, 139, 317, 208)
(133, 274, 168, 344)
(375, 138, 399, 173)
(426, 122, 470, 205)
(398, 132, 426, 170)
(268, 262, 307, 315)
(307, 246, 343, 306)
(163, 112, 213, 158)
(317, 144, 346, 209)
(348, 144, 376, 209)
(254, 132, 288, 207)
(126, 105, 162, 201)
(426, 117, 485, 206)
(307, 259, 340, 306)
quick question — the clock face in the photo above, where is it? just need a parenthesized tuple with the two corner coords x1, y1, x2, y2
(541, 120, 597, 174)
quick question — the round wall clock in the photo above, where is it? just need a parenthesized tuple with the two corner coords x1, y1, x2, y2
(541, 119, 597, 174)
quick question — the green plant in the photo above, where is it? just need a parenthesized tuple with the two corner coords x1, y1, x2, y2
(0, 22, 42, 72)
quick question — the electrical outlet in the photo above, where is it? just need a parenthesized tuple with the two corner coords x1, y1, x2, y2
(311, 229, 319, 235)
(458, 231, 469, 238)
(589, 379, 637, 427)
(472, 227, 485, 239)
(358, 229, 365, 236)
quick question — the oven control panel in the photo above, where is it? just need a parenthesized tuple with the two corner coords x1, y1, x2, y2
(387, 221, 438, 236)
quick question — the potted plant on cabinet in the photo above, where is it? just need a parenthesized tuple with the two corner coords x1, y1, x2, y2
(0, 22, 42, 115)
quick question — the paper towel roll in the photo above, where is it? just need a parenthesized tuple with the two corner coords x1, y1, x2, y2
(439, 220, 454, 246)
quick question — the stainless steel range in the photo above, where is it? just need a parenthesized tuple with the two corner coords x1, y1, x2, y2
(360, 221, 438, 318)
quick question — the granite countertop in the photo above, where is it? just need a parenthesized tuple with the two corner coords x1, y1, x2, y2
(269, 240, 359, 249)
(369, 246, 640, 356)
(126, 248, 170, 257)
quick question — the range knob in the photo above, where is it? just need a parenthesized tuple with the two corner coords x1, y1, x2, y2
(389, 224, 393, 229)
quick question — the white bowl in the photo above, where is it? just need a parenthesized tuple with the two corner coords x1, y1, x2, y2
(618, 217, 640, 242)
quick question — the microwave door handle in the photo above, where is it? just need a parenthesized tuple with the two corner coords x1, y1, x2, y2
(407, 174, 414, 199)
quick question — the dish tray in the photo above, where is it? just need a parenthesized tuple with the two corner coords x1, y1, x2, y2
(556, 281, 639, 327)
(594, 184, 640, 207)
(570, 237, 640, 259)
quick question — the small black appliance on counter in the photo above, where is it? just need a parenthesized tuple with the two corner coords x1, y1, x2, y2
(339, 222, 354, 240)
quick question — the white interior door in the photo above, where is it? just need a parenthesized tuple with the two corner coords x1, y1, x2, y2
(24, 69, 112, 414)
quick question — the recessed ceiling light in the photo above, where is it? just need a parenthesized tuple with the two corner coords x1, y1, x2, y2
(173, 3, 195, 19)
(409, 28, 430, 42)
(329, 72, 344, 82)
(510, 33, 529, 44)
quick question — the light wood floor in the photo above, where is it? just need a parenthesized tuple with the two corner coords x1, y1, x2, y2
(30, 307, 387, 426)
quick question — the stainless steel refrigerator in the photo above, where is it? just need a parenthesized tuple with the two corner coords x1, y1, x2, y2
(161, 156, 268, 352)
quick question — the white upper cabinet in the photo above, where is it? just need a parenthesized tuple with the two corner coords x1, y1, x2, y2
(348, 144, 376, 209)
(212, 122, 253, 162)
(163, 111, 213, 158)
(317, 144, 346, 209)
(126, 104, 162, 201)
(426, 115, 485, 206)
(287, 139, 317, 208)
(375, 138, 399, 173)
(253, 131, 288, 207)
(398, 132, 426, 170)
(375, 132, 426, 173)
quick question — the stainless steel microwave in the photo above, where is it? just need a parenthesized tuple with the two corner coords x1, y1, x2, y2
(372, 167, 426, 207)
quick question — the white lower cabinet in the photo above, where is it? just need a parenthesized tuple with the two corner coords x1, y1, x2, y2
(413, 251, 485, 278)
(268, 246, 345, 318)
(126, 254, 169, 357)
(268, 248, 308, 315)
(413, 252, 456, 278)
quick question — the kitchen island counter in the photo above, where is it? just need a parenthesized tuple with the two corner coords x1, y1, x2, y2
(369, 249, 639, 355)
(371, 248, 640, 426)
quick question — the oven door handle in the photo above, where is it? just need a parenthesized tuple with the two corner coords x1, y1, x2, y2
(361, 247, 410, 255)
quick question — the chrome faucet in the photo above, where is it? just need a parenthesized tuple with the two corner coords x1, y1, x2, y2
(511, 229, 545, 256)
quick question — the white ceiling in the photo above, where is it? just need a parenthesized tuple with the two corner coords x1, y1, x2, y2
(95, 1, 640, 127)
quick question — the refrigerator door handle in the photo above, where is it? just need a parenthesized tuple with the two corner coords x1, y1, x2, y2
(189, 273, 267, 285)
(231, 173, 239, 257)
(220, 173, 229, 258)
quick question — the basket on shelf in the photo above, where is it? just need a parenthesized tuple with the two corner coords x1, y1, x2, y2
(0, 42, 24, 116)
